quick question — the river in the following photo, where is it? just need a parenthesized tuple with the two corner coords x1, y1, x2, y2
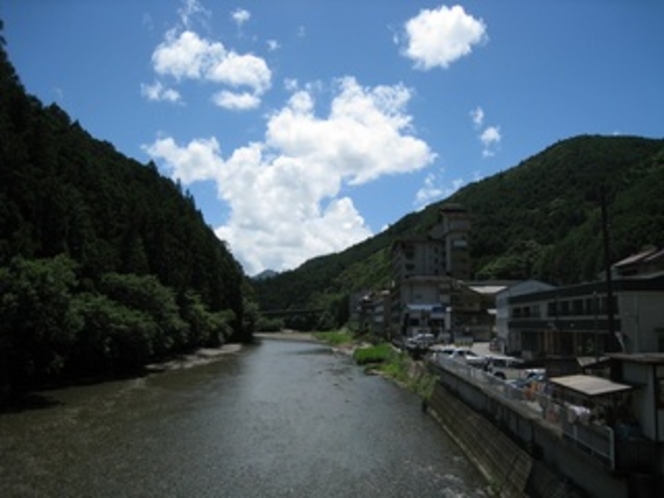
(0, 338, 488, 497)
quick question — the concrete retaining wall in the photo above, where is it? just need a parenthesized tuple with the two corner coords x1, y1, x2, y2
(428, 385, 532, 497)
(428, 365, 633, 498)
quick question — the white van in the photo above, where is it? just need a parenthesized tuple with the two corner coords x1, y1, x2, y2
(486, 356, 525, 380)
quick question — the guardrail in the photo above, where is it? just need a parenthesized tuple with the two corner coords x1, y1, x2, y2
(562, 417, 614, 469)
(430, 355, 615, 470)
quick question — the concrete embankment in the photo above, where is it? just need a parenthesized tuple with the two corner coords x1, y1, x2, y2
(426, 367, 633, 498)
(427, 384, 532, 497)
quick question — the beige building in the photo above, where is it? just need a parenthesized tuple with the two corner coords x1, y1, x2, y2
(389, 204, 472, 341)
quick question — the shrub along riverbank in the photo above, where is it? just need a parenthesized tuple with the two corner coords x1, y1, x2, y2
(314, 331, 436, 400)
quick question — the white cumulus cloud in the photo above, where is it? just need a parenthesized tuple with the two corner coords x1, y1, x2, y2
(206, 50, 271, 93)
(140, 81, 182, 103)
(471, 106, 502, 158)
(178, 0, 210, 29)
(212, 90, 261, 110)
(143, 77, 436, 275)
(401, 5, 487, 70)
(470, 105, 484, 128)
(231, 8, 251, 27)
(143, 3, 271, 110)
(414, 173, 465, 208)
(143, 136, 222, 184)
(151, 30, 271, 96)
(480, 125, 501, 157)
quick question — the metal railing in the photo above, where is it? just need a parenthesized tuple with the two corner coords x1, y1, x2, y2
(562, 417, 614, 469)
(430, 355, 615, 469)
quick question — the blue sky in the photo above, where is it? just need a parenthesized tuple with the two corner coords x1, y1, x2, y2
(3, 0, 663, 276)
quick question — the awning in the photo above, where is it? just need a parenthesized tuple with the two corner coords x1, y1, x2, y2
(550, 374, 633, 398)
(405, 304, 444, 312)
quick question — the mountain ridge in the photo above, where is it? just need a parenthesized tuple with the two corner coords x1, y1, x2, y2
(253, 133, 664, 329)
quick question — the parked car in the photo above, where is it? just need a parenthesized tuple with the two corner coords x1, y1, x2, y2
(486, 356, 525, 380)
(449, 348, 487, 368)
(430, 346, 486, 367)
(405, 333, 435, 349)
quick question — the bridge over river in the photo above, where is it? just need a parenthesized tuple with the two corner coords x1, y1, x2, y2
(0, 338, 487, 497)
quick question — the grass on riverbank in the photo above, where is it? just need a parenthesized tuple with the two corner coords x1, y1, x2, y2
(368, 347, 436, 400)
(314, 330, 354, 345)
(315, 331, 436, 400)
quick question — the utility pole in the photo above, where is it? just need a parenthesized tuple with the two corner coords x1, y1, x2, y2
(600, 185, 619, 352)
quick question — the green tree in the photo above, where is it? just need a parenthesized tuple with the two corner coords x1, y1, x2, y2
(0, 255, 81, 391)
(178, 290, 234, 349)
(70, 292, 157, 375)
(99, 273, 189, 356)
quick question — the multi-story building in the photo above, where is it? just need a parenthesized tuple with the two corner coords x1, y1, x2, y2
(389, 204, 471, 341)
(506, 272, 664, 359)
(495, 280, 556, 354)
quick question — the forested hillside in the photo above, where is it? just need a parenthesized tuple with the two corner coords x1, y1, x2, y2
(0, 25, 249, 394)
(254, 134, 664, 328)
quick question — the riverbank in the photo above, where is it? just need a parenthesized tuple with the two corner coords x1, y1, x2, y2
(144, 343, 243, 372)
(255, 330, 436, 404)
(254, 331, 319, 342)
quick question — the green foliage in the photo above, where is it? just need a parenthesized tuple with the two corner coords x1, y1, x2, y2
(71, 292, 158, 374)
(375, 353, 436, 400)
(0, 254, 242, 390)
(179, 291, 233, 348)
(314, 330, 354, 346)
(0, 28, 251, 393)
(255, 316, 285, 332)
(98, 273, 189, 356)
(0, 256, 81, 389)
(353, 343, 393, 365)
(350, 341, 437, 399)
(0, 28, 245, 324)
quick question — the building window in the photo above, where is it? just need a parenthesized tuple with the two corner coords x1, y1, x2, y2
(658, 378, 664, 408)
(657, 329, 664, 353)
(560, 300, 570, 316)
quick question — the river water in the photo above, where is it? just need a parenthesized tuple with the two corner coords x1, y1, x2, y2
(0, 338, 488, 497)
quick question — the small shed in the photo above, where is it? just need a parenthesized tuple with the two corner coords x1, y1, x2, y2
(550, 374, 634, 425)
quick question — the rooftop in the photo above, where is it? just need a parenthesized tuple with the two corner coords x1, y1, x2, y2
(550, 374, 633, 398)
(609, 352, 664, 365)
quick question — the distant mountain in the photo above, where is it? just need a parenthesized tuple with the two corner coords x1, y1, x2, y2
(253, 134, 664, 326)
(252, 269, 279, 280)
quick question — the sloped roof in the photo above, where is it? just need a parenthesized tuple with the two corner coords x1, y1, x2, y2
(644, 247, 664, 263)
(468, 285, 507, 295)
(613, 248, 658, 268)
(550, 374, 632, 398)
